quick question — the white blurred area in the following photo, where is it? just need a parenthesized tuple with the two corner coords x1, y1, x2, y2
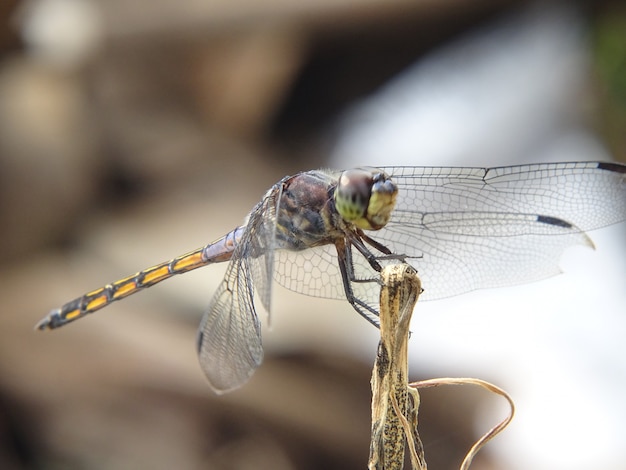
(331, 4, 605, 168)
(16, 0, 103, 67)
(331, 4, 626, 470)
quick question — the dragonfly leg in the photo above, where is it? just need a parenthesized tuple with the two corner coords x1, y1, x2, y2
(354, 230, 409, 267)
(359, 231, 393, 255)
(335, 239, 381, 327)
(346, 232, 384, 273)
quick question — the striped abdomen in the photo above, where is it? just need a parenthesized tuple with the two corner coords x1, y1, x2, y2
(36, 227, 243, 330)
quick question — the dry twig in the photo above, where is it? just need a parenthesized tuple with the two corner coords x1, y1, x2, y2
(368, 263, 426, 470)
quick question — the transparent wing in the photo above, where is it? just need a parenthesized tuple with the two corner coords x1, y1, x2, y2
(387, 162, 625, 234)
(196, 182, 282, 393)
(274, 245, 345, 300)
(241, 182, 283, 317)
(380, 215, 593, 301)
(274, 161, 625, 308)
(380, 161, 625, 300)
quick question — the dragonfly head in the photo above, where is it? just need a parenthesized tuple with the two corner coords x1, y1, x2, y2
(335, 168, 398, 230)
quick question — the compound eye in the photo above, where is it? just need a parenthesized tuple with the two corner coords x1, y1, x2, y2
(335, 168, 397, 230)
(335, 169, 372, 223)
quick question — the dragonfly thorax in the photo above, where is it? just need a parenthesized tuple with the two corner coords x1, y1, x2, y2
(334, 168, 398, 231)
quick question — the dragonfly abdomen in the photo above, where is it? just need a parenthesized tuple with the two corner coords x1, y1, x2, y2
(36, 230, 243, 330)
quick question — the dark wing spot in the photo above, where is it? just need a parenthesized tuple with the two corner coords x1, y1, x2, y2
(537, 215, 573, 229)
(597, 162, 626, 174)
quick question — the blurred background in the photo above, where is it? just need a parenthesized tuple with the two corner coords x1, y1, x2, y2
(0, 0, 625, 469)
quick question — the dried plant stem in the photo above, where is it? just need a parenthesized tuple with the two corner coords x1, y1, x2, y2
(410, 377, 515, 470)
(368, 263, 426, 470)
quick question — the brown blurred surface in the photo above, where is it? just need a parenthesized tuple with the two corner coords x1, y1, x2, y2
(1, 0, 621, 469)
(0, 252, 493, 469)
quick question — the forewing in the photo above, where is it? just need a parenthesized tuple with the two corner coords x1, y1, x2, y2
(376, 162, 625, 300)
(241, 181, 283, 318)
(197, 182, 283, 393)
(387, 162, 625, 233)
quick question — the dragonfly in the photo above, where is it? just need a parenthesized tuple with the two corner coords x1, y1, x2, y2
(37, 161, 626, 393)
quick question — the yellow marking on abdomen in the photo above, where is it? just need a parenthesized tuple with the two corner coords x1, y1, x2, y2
(172, 251, 205, 271)
(86, 295, 109, 311)
(64, 309, 82, 321)
(141, 265, 171, 285)
(86, 287, 106, 298)
(112, 281, 138, 299)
